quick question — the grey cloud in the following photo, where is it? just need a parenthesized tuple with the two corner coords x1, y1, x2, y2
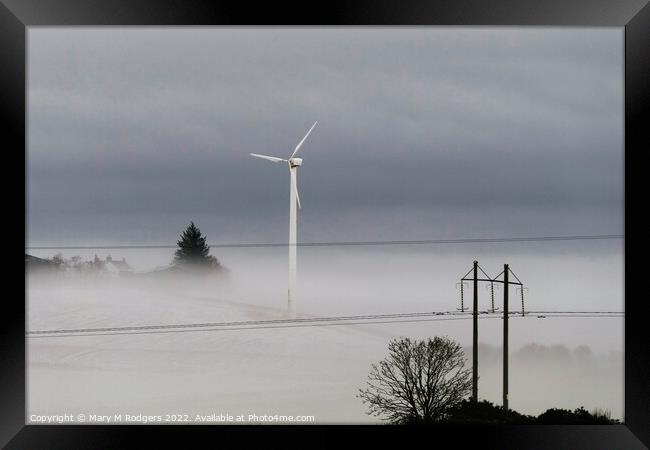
(27, 27, 623, 244)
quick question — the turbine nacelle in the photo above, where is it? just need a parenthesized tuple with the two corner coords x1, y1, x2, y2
(249, 121, 317, 207)
(289, 157, 303, 168)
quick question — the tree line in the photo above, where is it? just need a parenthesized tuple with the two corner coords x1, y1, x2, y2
(358, 336, 619, 425)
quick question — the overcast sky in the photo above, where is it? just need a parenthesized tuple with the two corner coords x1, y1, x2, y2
(27, 27, 623, 245)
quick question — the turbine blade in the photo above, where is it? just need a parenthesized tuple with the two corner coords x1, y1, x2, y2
(250, 153, 286, 163)
(292, 170, 301, 209)
(290, 121, 318, 159)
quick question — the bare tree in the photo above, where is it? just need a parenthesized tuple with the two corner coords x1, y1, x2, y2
(358, 336, 472, 424)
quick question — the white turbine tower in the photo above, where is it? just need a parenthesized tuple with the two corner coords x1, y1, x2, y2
(250, 121, 318, 317)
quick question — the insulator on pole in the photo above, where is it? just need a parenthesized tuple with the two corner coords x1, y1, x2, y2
(460, 282, 465, 312)
(491, 281, 495, 312)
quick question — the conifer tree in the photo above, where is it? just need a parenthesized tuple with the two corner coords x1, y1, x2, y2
(174, 222, 219, 268)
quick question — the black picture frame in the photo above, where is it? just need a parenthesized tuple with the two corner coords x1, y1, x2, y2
(3, 0, 648, 448)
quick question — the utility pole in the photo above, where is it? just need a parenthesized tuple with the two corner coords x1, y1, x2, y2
(461, 263, 523, 412)
(472, 260, 479, 403)
(487, 263, 523, 413)
(459, 261, 492, 404)
(503, 264, 509, 412)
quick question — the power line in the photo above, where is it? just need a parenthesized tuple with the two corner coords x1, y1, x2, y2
(26, 310, 623, 338)
(27, 316, 484, 338)
(25, 234, 624, 250)
(524, 310, 623, 314)
(26, 310, 471, 335)
(528, 314, 622, 318)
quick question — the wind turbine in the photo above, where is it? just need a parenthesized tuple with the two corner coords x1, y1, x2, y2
(250, 121, 318, 317)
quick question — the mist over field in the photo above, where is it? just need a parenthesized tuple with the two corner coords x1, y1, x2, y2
(27, 241, 623, 422)
(27, 240, 623, 320)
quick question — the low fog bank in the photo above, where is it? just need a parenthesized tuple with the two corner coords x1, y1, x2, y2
(28, 241, 623, 348)
(27, 252, 623, 422)
(463, 342, 623, 419)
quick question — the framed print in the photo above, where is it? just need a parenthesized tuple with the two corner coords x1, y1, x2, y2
(3, 0, 649, 447)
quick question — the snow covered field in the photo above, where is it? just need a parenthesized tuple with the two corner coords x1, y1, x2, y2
(27, 277, 395, 423)
(27, 244, 624, 423)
